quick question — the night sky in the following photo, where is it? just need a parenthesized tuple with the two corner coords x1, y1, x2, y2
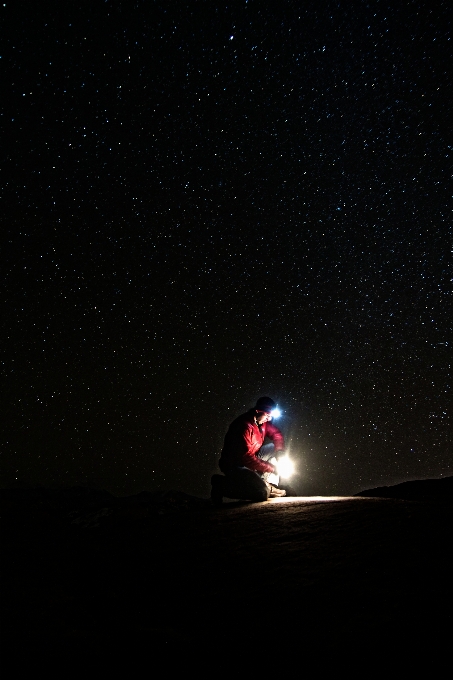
(2, 1, 451, 497)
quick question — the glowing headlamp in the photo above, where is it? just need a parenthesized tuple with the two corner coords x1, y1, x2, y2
(270, 408, 281, 419)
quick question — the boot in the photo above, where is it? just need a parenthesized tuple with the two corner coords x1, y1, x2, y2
(268, 484, 286, 498)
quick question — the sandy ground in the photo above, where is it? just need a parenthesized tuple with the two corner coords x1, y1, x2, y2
(2, 489, 452, 669)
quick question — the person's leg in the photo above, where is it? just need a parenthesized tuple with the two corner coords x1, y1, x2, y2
(211, 467, 269, 502)
(256, 449, 287, 497)
(223, 468, 269, 502)
(258, 448, 279, 487)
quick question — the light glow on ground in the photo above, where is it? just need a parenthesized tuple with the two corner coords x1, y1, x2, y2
(268, 496, 363, 503)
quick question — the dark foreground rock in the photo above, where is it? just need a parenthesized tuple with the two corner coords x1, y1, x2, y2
(2, 486, 452, 669)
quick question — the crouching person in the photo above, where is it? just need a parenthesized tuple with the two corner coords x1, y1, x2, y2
(211, 397, 286, 505)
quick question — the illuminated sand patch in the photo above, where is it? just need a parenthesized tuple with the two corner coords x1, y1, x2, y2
(268, 496, 364, 503)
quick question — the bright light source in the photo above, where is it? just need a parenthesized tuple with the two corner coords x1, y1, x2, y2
(270, 408, 281, 418)
(277, 455, 294, 479)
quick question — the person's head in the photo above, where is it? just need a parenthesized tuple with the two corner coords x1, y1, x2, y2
(254, 396, 277, 424)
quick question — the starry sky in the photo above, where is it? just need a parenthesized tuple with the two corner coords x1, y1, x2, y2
(2, 1, 451, 497)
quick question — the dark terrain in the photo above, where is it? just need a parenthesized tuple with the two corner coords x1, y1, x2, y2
(2, 478, 452, 668)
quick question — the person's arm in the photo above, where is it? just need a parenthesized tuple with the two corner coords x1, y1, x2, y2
(242, 449, 276, 474)
(238, 423, 276, 474)
(264, 422, 285, 453)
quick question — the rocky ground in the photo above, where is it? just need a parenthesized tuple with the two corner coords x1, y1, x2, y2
(2, 478, 452, 670)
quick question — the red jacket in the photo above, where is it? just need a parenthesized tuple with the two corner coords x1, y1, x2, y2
(219, 409, 285, 474)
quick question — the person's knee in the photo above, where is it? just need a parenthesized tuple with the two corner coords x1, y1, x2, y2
(221, 468, 267, 501)
(241, 471, 269, 502)
(249, 487, 269, 502)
